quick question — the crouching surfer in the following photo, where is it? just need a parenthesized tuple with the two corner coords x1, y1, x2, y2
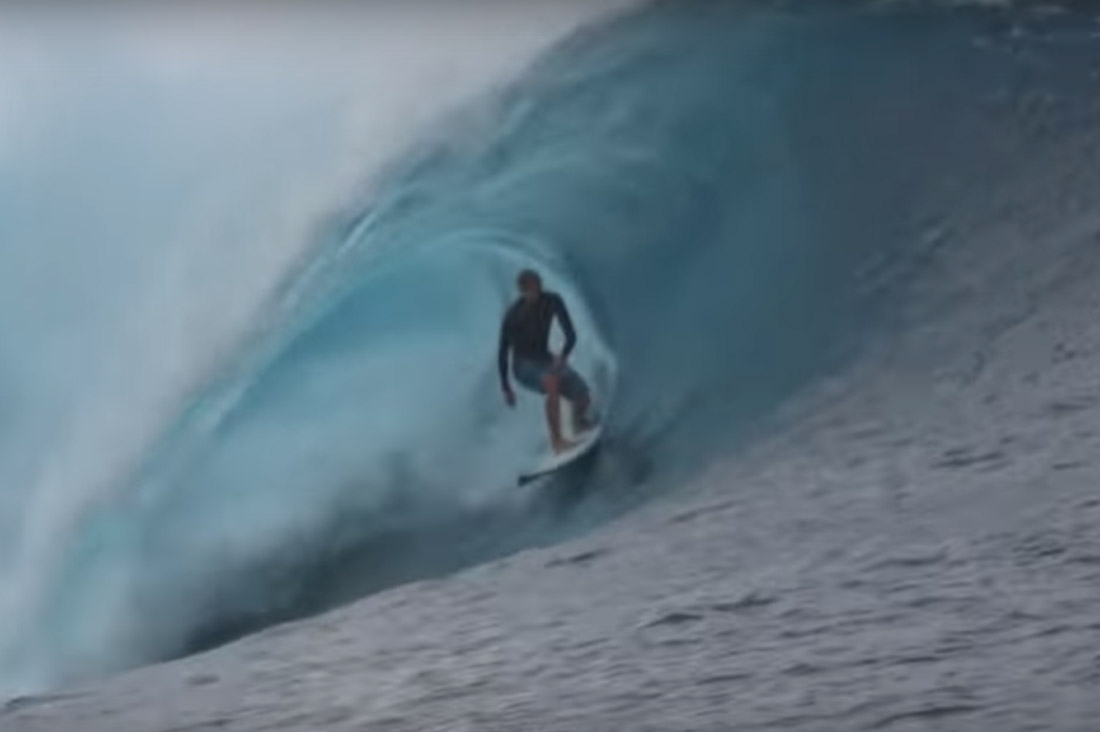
(498, 269, 595, 454)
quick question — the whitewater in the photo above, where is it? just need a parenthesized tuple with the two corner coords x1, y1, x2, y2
(3, 1, 1100, 730)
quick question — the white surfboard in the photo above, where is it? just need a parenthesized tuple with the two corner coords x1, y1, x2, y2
(518, 423, 603, 486)
(516, 353, 615, 486)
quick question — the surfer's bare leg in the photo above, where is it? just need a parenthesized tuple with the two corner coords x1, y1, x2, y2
(571, 392, 593, 434)
(542, 373, 573, 454)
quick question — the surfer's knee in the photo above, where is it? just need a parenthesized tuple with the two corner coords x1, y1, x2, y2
(542, 372, 560, 394)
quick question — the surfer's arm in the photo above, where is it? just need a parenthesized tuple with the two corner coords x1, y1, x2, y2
(554, 295, 577, 360)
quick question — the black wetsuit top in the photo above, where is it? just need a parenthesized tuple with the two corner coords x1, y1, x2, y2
(498, 291, 577, 389)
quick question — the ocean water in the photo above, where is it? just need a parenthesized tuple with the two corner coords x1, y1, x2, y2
(1, 2, 1097, 719)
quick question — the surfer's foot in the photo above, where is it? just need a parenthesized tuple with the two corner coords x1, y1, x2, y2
(552, 437, 577, 455)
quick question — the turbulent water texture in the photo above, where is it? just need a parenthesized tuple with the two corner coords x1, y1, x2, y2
(3, 4, 1100, 726)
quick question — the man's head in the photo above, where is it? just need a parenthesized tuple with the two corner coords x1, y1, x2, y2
(517, 269, 542, 303)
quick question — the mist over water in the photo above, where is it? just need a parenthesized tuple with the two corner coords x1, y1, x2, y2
(0, 2, 637, 694)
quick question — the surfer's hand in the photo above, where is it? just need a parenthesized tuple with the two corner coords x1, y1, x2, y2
(552, 354, 567, 371)
(503, 386, 516, 408)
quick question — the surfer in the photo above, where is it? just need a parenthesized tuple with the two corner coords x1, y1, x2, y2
(498, 269, 594, 454)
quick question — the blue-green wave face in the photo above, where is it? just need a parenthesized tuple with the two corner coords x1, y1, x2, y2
(1, 1, 1090, 693)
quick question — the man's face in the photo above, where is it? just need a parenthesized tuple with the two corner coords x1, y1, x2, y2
(519, 279, 541, 303)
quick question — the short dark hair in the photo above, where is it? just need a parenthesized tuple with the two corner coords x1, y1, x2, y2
(517, 269, 541, 288)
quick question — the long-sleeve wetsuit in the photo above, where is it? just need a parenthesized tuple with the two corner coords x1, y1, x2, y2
(498, 291, 576, 392)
